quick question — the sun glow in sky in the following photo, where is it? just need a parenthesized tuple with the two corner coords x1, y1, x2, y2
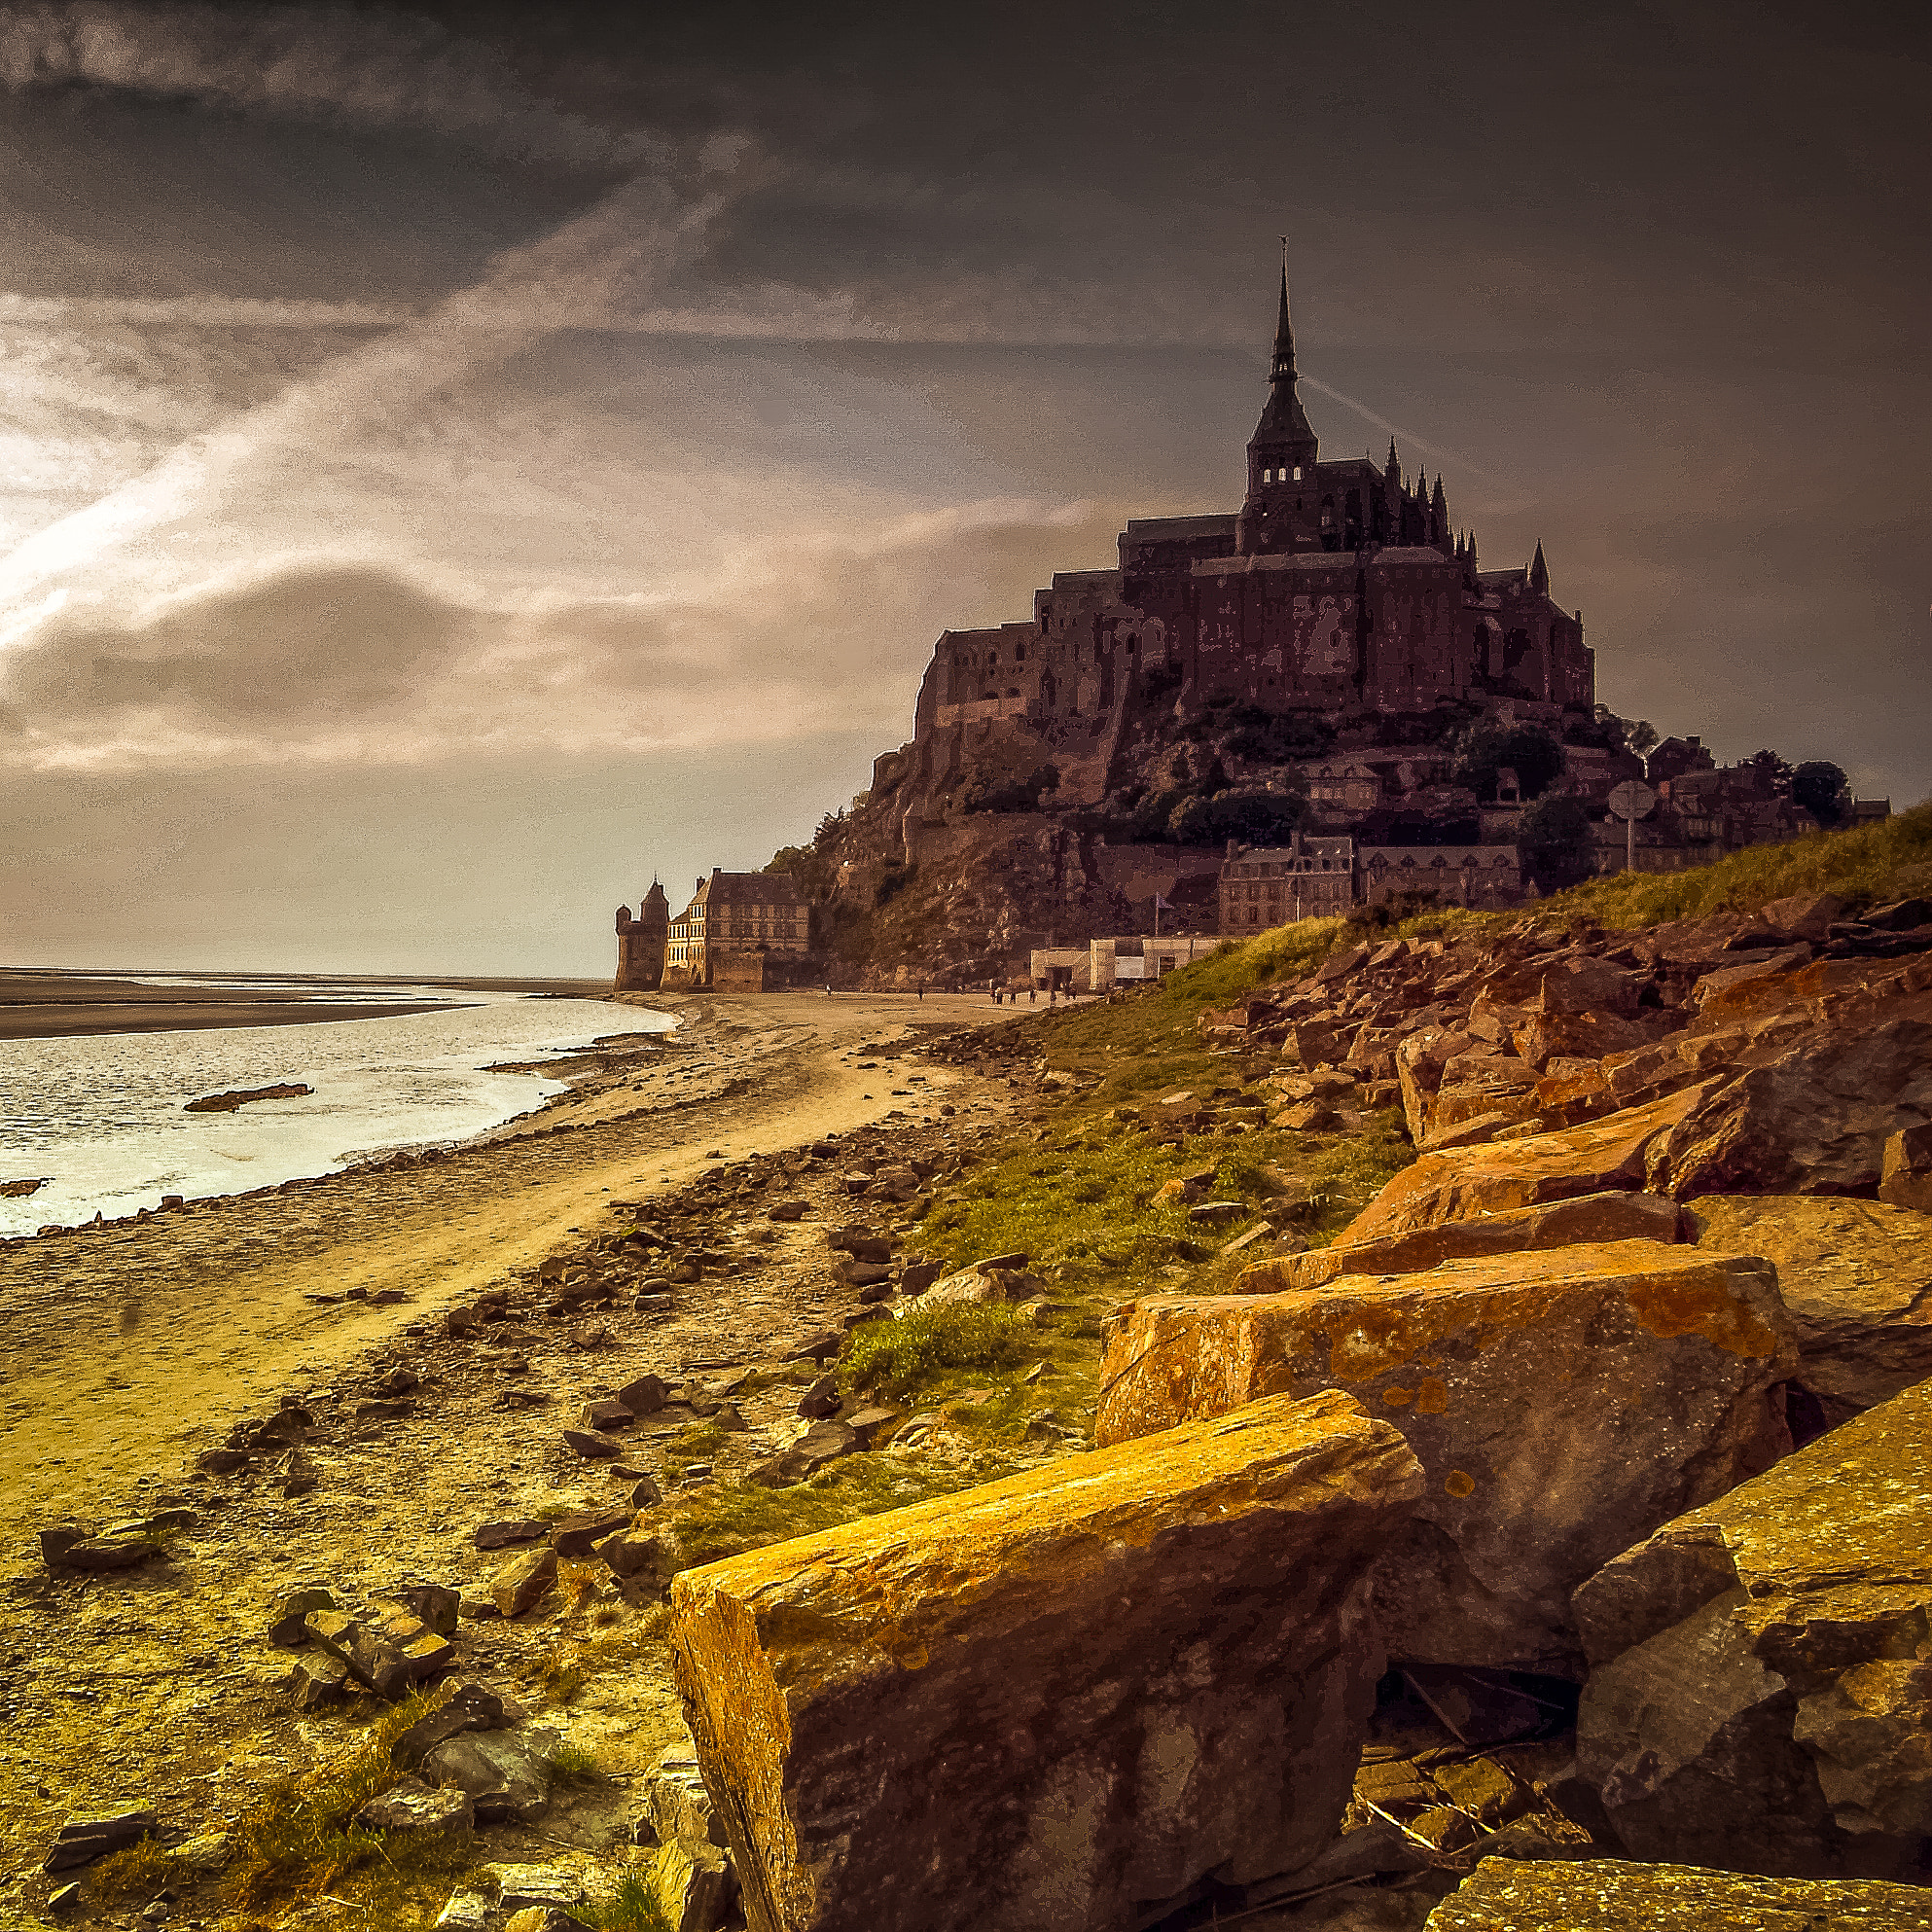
(2, 0, 1927, 973)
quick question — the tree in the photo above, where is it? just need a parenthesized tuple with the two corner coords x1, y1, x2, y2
(1791, 761, 1848, 828)
(1518, 794, 1597, 892)
(1449, 722, 1566, 801)
(1168, 788, 1308, 847)
(1604, 714, 1658, 758)
(1741, 750, 1793, 798)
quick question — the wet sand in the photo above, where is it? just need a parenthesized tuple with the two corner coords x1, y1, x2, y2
(0, 969, 609, 1041)
(0, 990, 1005, 1528)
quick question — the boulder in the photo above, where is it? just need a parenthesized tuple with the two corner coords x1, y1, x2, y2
(1422, 1856, 1932, 1929)
(652, 1835, 734, 1932)
(1573, 1376, 1932, 1878)
(391, 1682, 509, 1770)
(422, 1727, 559, 1824)
(641, 1750, 724, 1847)
(394, 1582, 461, 1637)
(1880, 1123, 1932, 1212)
(475, 1519, 549, 1551)
(594, 1522, 687, 1591)
(744, 1420, 859, 1488)
(1239, 1191, 1686, 1296)
(561, 1427, 626, 1459)
(491, 1547, 558, 1618)
(1647, 990, 1932, 1198)
(1337, 1084, 1721, 1245)
(576, 1398, 634, 1433)
(286, 1653, 350, 1708)
(618, 1374, 672, 1415)
(668, 1389, 1422, 1932)
(1097, 1241, 1797, 1675)
(1689, 1194, 1932, 1424)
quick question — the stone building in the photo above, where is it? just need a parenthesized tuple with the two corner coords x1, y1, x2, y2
(662, 870, 809, 991)
(1358, 844, 1521, 909)
(613, 881, 669, 992)
(1219, 836, 1357, 933)
(894, 269, 1594, 818)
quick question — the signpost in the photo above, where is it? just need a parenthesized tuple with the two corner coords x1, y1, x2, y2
(1607, 779, 1659, 874)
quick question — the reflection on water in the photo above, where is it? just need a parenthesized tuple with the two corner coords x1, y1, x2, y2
(0, 986, 673, 1236)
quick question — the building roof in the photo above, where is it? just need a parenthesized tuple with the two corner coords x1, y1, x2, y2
(1367, 547, 1459, 571)
(1194, 550, 1360, 579)
(675, 870, 806, 919)
(1122, 515, 1239, 539)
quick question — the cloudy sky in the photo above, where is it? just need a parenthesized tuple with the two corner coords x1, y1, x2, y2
(2, 0, 1926, 975)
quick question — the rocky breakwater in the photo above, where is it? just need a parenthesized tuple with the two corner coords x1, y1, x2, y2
(1095, 1240, 1797, 1675)
(1571, 1373, 1932, 1882)
(666, 1389, 1423, 1932)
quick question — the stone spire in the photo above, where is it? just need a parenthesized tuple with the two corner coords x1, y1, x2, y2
(1270, 266, 1298, 384)
(1529, 540, 1550, 596)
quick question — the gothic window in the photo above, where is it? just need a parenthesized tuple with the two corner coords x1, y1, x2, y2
(1016, 643, 1025, 662)
(1294, 466, 1303, 480)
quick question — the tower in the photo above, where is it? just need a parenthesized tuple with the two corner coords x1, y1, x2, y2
(1236, 266, 1321, 555)
(614, 877, 670, 992)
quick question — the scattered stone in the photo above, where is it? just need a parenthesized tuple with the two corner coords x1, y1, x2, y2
(475, 1519, 549, 1551)
(487, 1859, 581, 1912)
(576, 1398, 635, 1433)
(668, 1390, 1422, 1932)
(172, 1831, 233, 1874)
(394, 1582, 461, 1636)
(286, 1652, 350, 1708)
(1574, 1375, 1932, 1878)
(641, 1750, 723, 1846)
(595, 1522, 687, 1591)
(42, 1807, 156, 1873)
(617, 1374, 671, 1414)
(433, 1893, 489, 1932)
(52, 1525, 163, 1571)
(355, 1398, 413, 1422)
(768, 1200, 809, 1222)
(796, 1374, 841, 1420)
(1186, 1200, 1248, 1225)
(625, 1474, 664, 1509)
(47, 1884, 79, 1912)
(1099, 1240, 1798, 1674)
(354, 1777, 476, 1834)
(1422, 1855, 1932, 1928)
(552, 1508, 633, 1559)
(744, 1418, 860, 1487)
(275, 1447, 321, 1497)
(784, 1329, 843, 1364)
(491, 1547, 558, 1618)
(844, 1406, 900, 1449)
(561, 1427, 626, 1460)
(268, 1583, 337, 1646)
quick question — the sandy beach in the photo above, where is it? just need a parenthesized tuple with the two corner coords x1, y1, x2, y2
(0, 989, 1004, 1528)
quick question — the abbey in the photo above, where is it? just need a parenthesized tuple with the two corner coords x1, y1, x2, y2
(903, 273, 1592, 808)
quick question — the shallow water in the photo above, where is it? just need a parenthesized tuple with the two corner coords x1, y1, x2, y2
(0, 986, 673, 1236)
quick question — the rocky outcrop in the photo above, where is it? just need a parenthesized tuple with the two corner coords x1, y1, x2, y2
(667, 1390, 1422, 1932)
(1237, 1189, 1686, 1295)
(1573, 1376, 1932, 1878)
(183, 1082, 314, 1112)
(1690, 1195, 1932, 1425)
(1423, 1855, 1932, 1928)
(1096, 1241, 1798, 1674)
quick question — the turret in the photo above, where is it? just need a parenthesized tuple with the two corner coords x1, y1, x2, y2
(1430, 474, 1449, 554)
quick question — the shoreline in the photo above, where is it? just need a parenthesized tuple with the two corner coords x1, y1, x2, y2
(0, 968, 613, 1043)
(0, 990, 1005, 1524)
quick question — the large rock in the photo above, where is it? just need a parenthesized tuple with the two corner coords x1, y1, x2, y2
(1647, 989, 1932, 1199)
(1573, 1376, 1932, 1878)
(1690, 1195, 1932, 1424)
(667, 1390, 1422, 1932)
(1096, 1241, 1797, 1675)
(1423, 1855, 1932, 1928)
(42, 1807, 155, 1873)
(1238, 1190, 1685, 1296)
(1882, 1123, 1932, 1211)
(1337, 1084, 1720, 1244)
(421, 1727, 560, 1824)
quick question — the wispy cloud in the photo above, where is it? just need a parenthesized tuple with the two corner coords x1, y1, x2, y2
(0, 2, 657, 166)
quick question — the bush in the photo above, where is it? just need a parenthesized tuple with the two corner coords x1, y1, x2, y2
(840, 1304, 1030, 1399)
(1168, 787, 1307, 847)
(1792, 760, 1848, 828)
(1449, 722, 1566, 802)
(583, 1871, 673, 1932)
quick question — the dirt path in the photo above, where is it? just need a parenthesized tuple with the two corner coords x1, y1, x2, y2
(0, 991, 1007, 1531)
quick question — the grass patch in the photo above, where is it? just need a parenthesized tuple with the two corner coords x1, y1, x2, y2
(536, 1736, 602, 1783)
(84, 1837, 176, 1904)
(839, 1303, 1031, 1400)
(582, 1869, 673, 1932)
(661, 1420, 729, 1461)
(225, 1687, 477, 1920)
(536, 1656, 589, 1705)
